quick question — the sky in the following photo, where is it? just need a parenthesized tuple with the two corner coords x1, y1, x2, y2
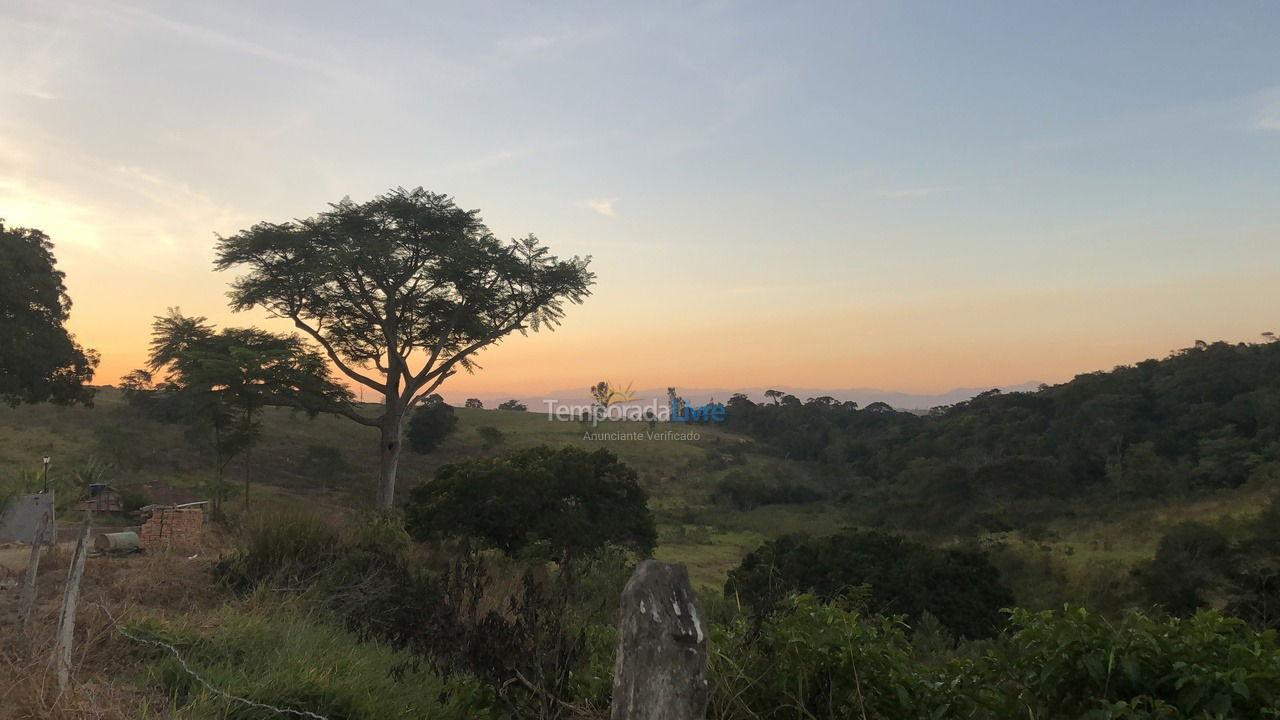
(3, 1, 1279, 398)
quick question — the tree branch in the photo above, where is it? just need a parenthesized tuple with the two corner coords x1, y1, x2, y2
(289, 315, 385, 393)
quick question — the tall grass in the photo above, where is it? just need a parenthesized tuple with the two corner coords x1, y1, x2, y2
(131, 603, 500, 719)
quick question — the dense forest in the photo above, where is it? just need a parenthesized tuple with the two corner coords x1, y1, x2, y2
(723, 339, 1280, 528)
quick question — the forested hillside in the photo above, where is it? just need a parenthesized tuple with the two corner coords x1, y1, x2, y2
(725, 339, 1280, 531)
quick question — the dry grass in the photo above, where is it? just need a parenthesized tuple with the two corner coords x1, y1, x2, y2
(0, 535, 229, 719)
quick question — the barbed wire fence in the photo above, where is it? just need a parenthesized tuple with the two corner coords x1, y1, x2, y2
(94, 603, 332, 720)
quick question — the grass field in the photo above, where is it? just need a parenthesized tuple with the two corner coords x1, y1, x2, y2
(2, 387, 1274, 592)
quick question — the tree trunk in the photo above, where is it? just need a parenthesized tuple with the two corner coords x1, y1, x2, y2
(377, 409, 406, 509)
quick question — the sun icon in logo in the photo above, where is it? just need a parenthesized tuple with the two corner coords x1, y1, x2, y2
(592, 380, 639, 407)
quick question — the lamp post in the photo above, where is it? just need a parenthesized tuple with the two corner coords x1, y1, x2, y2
(42, 456, 50, 493)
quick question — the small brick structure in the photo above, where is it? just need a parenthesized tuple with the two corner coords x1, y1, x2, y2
(139, 505, 205, 550)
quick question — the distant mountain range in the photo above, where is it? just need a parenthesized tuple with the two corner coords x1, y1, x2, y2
(436, 382, 1045, 412)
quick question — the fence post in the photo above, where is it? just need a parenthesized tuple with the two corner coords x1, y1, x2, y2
(611, 560, 708, 720)
(53, 511, 91, 691)
(18, 504, 53, 631)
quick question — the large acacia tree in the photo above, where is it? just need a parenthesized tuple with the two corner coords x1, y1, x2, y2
(214, 188, 594, 507)
(0, 221, 98, 406)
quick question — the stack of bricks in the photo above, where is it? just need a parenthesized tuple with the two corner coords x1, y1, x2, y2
(139, 507, 204, 550)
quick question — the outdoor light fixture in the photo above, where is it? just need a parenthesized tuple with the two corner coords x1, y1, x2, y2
(42, 455, 50, 492)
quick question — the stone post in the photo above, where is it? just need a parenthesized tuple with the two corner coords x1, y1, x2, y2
(611, 560, 708, 720)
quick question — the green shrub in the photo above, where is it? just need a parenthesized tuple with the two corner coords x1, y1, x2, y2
(216, 509, 344, 591)
(710, 594, 952, 719)
(407, 401, 458, 453)
(710, 470, 826, 510)
(983, 606, 1280, 718)
(727, 528, 1013, 639)
(476, 425, 505, 450)
(710, 598, 1280, 719)
(119, 486, 151, 513)
(130, 605, 498, 719)
(294, 444, 351, 488)
(405, 445, 656, 561)
(1138, 522, 1234, 615)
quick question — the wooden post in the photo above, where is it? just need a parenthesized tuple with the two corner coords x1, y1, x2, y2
(53, 511, 91, 691)
(18, 504, 52, 631)
(611, 560, 708, 720)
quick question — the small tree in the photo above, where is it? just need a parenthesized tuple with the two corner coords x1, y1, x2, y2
(407, 401, 458, 453)
(215, 188, 594, 508)
(465, 398, 485, 409)
(0, 221, 98, 406)
(590, 381, 610, 407)
(139, 310, 351, 514)
(497, 399, 528, 411)
(405, 445, 656, 562)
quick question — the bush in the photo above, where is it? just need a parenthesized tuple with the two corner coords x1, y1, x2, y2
(476, 425, 505, 450)
(405, 445, 657, 561)
(710, 470, 826, 510)
(295, 444, 351, 487)
(217, 509, 344, 592)
(407, 401, 458, 453)
(984, 606, 1280, 718)
(119, 486, 151, 513)
(710, 594, 950, 718)
(726, 528, 1013, 639)
(1138, 522, 1234, 615)
(711, 599, 1280, 719)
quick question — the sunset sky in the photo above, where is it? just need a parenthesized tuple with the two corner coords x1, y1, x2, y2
(3, 1, 1279, 397)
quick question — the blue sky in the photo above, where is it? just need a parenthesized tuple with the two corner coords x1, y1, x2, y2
(3, 1, 1279, 393)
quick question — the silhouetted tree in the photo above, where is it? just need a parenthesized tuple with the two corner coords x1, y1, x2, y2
(0, 221, 98, 406)
(498, 399, 528, 411)
(214, 188, 594, 507)
(465, 398, 484, 409)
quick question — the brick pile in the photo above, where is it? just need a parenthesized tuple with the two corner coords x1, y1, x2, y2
(139, 507, 204, 550)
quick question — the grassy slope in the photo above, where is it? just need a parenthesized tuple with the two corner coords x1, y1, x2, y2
(1, 388, 1273, 591)
(0, 389, 846, 586)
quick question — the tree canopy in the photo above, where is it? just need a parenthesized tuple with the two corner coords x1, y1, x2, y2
(213, 188, 594, 507)
(404, 445, 656, 561)
(0, 221, 98, 406)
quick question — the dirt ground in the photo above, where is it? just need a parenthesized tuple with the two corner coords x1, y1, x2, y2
(0, 524, 224, 720)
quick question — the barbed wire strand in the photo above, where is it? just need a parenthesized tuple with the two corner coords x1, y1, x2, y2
(94, 603, 331, 720)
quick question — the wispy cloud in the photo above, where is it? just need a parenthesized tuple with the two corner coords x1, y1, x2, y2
(878, 187, 956, 199)
(1253, 91, 1280, 132)
(580, 198, 617, 217)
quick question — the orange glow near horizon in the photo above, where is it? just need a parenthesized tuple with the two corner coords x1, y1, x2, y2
(63, 251, 1278, 399)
